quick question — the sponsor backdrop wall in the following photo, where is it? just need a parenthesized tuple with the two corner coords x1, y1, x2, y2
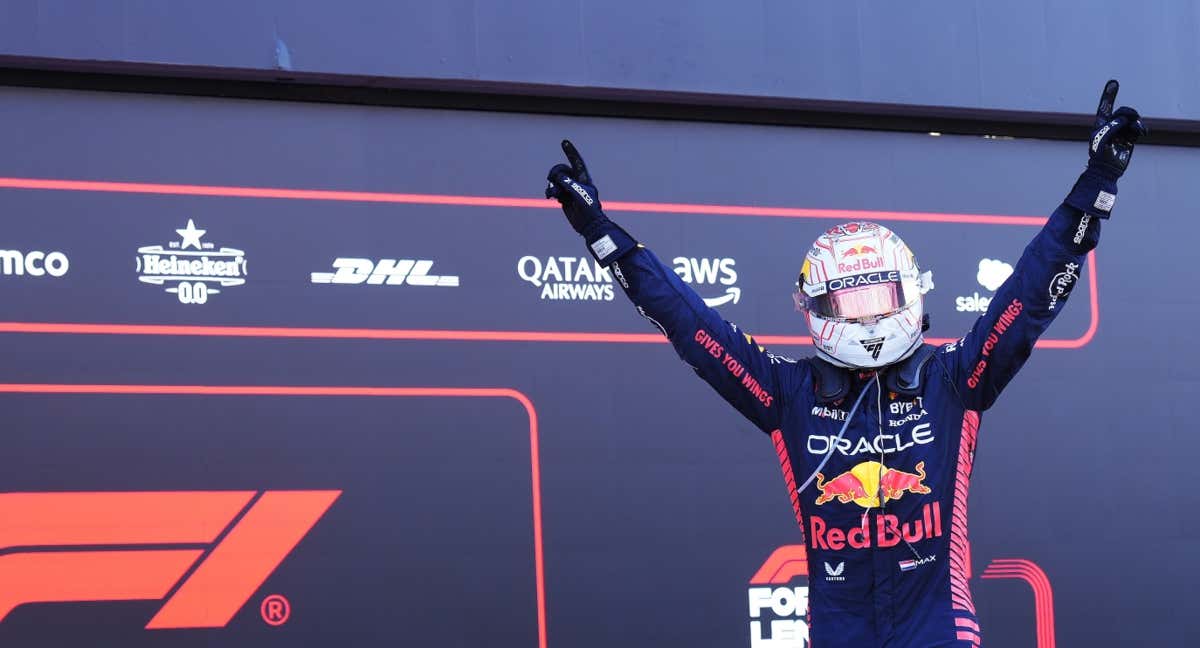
(1, 85, 1196, 646)
(1, 1, 1198, 120)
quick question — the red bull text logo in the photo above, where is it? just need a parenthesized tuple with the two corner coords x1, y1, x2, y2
(810, 502, 943, 551)
(836, 246, 884, 273)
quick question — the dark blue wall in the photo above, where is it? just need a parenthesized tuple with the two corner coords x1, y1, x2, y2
(1, 85, 1196, 646)
(1, 1, 1198, 119)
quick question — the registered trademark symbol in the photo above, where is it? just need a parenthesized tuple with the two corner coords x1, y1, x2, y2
(260, 594, 291, 626)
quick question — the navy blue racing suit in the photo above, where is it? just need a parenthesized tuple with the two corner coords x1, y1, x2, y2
(602, 203, 1099, 647)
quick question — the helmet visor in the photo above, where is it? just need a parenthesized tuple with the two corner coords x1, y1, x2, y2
(797, 270, 921, 321)
(823, 283, 901, 319)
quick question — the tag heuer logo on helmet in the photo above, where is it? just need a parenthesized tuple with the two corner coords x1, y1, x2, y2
(860, 337, 886, 361)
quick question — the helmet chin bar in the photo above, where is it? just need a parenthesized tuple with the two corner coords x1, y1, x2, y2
(814, 332, 925, 370)
(801, 297, 927, 369)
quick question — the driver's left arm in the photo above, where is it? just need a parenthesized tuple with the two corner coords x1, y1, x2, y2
(940, 80, 1146, 411)
(940, 204, 1098, 411)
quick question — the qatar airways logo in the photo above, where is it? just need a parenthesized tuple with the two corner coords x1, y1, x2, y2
(517, 255, 615, 301)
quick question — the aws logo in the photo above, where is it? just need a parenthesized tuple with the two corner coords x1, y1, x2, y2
(672, 257, 740, 307)
(0, 490, 339, 628)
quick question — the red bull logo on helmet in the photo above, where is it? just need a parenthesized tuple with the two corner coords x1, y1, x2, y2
(835, 243, 886, 273)
(840, 245, 879, 258)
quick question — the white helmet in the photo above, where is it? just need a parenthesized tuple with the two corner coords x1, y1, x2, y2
(793, 222, 934, 369)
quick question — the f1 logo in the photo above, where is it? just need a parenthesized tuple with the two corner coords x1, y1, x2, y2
(0, 490, 340, 628)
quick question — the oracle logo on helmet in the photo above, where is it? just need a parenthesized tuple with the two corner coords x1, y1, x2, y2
(825, 271, 900, 292)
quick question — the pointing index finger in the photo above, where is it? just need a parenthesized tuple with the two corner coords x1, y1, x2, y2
(561, 139, 592, 184)
(1095, 79, 1119, 128)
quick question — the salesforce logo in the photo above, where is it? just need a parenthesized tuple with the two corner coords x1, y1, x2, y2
(955, 258, 1013, 313)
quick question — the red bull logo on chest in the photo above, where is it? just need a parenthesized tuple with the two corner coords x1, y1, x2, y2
(809, 460, 940, 552)
(815, 460, 931, 508)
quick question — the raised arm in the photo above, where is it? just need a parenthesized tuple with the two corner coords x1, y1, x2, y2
(544, 141, 807, 433)
(940, 80, 1147, 410)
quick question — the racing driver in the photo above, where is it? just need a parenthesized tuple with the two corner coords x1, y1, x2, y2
(543, 81, 1145, 647)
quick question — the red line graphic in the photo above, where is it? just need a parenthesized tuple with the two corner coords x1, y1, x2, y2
(981, 559, 1055, 648)
(0, 177, 1046, 225)
(0, 384, 547, 648)
(0, 176, 1098, 348)
(770, 430, 806, 531)
(949, 411, 979, 614)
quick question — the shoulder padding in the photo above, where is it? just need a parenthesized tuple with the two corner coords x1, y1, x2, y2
(810, 357, 850, 405)
(810, 344, 936, 404)
(886, 344, 937, 398)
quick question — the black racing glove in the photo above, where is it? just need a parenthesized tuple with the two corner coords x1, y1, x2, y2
(1064, 79, 1148, 218)
(545, 140, 637, 266)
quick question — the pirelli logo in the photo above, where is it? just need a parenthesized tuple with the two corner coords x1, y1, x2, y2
(0, 490, 340, 628)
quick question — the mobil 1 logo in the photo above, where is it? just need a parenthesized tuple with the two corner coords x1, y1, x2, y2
(135, 219, 247, 305)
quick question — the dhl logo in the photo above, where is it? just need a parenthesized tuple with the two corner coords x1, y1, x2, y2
(0, 490, 339, 628)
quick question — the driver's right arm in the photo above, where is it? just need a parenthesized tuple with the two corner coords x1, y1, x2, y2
(610, 245, 807, 434)
(545, 141, 807, 434)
